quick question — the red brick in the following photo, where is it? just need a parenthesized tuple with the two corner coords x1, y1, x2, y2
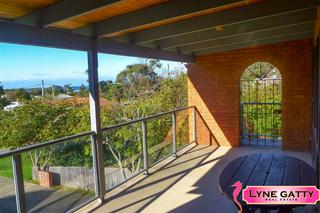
(188, 39, 312, 151)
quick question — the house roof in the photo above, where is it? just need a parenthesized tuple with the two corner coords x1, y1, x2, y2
(0, 0, 319, 61)
(55, 94, 73, 99)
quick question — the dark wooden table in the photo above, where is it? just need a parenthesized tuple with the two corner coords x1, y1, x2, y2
(219, 153, 317, 212)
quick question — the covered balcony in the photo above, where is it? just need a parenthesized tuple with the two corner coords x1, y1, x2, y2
(0, 0, 319, 212)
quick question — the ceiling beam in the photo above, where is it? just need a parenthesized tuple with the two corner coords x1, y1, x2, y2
(156, 8, 316, 50)
(0, 21, 194, 63)
(179, 22, 314, 54)
(97, 39, 195, 62)
(15, 0, 121, 27)
(0, 20, 91, 51)
(73, 0, 250, 37)
(195, 31, 312, 55)
(128, 0, 317, 45)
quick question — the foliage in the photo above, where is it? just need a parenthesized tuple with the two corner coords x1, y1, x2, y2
(0, 98, 10, 109)
(46, 85, 63, 98)
(0, 100, 90, 170)
(106, 84, 123, 102)
(115, 59, 161, 101)
(63, 84, 73, 95)
(241, 62, 282, 139)
(29, 88, 43, 97)
(16, 88, 31, 101)
(242, 62, 279, 80)
(99, 62, 187, 178)
(99, 80, 113, 94)
(0, 82, 4, 96)
(49, 140, 92, 168)
(0, 60, 189, 177)
(158, 68, 188, 110)
(5, 88, 31, 102)
(79, 84, 88, 97)
(102, 98, 166, 177)
(0, 82, 7, 109)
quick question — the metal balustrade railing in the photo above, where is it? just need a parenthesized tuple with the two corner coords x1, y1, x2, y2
(101, 106, 196, 191)
(0, 131, 97, 213)
(0, 106, 197, 213)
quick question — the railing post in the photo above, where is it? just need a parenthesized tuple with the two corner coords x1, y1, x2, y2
(193, 107, 197, 144)
(12, 154, 26, 213)
(88, 37, 105, 201)
(172, 112, 177, 157)
(142, 120, 148, 175)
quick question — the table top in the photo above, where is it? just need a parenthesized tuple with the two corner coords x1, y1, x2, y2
(219, 153, 317, 204)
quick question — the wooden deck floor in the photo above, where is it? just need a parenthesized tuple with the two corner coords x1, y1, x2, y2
(88, 144, 316, 213)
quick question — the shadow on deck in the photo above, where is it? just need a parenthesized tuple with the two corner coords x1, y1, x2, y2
(91, 144, 315, 213)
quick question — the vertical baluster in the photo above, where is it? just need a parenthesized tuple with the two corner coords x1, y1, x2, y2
(90, 133, 101, 199)
(193, 107, 197, 144)
(12, 154, 26, 213)
(172, 112, 177, 157)
(142, 120, 148, 175)
(248, 80, 251, 145)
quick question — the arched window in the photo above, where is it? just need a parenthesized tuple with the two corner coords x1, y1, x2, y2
(240, 62, 282, 147)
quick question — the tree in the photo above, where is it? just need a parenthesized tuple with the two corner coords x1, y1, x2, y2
(29, 88, 42, 97)
(0, 82, 9, 108)
(0, 82, 4, 96)
(5, 90, 17, 101)
(46, 85, 63, 98)
(79, 84, 88, 97)
(241, 62, 282, 139)
(98, 60, 189, 178)
(0, 98, 9, 109)
(0, 60, 190, 177)
(16, 88, 31, 101)
(0, 101, 54, 169)
(158, 67, 188, 110)
(102, 98, 166, 178)
(99, 80, 113, 95)
(116, 59, 161, 101)
(0, 100, 90, 170)
(107, 83, 123, 102)
(63, 84, 73, 95)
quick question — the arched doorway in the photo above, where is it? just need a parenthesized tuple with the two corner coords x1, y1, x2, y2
(240, 62, 282, 147)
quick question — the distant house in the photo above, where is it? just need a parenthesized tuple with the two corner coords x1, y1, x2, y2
(4, 101, 22, 111)
(55, 94, 73, 100)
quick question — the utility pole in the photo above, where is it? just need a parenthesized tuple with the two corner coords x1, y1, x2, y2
(41, 80, 45, 97)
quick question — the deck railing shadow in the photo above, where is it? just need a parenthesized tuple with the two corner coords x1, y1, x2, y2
(89, 145, 220, 213)
(0, 188, 91, 213)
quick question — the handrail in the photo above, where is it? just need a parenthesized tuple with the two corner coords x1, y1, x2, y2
(101, 106, 195, 131)
(240, 78, 282, 81)
(0, 105, 197, 213)
(241, 102, 281, 105)
(0, 130, 94, 158)
(0, 106, 195, 158)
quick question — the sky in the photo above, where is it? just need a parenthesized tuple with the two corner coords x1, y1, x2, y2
(0, 43, 185, 89)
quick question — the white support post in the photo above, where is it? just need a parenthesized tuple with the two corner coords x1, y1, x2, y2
(87, 37, 105, 201)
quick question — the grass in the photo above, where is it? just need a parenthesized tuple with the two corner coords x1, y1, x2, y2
(0, 153, 33, 181)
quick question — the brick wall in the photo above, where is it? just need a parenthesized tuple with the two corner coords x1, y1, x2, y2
(188, 39, 312, 151)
